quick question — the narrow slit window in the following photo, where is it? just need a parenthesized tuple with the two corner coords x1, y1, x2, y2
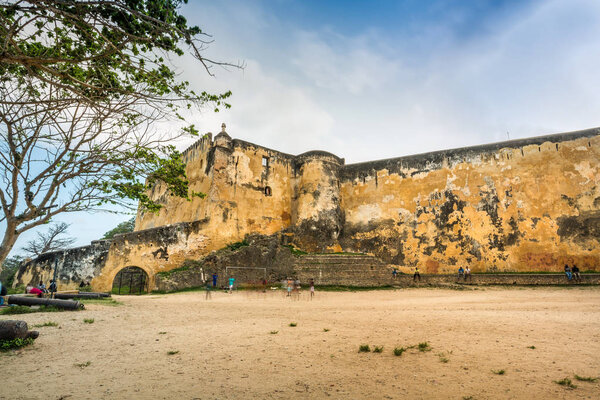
(262, 156, 269, 167)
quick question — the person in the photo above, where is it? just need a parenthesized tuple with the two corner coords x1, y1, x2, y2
(413, 267, 421, 281)
(572, 264, 580, 282)
(228, 277, 235, 293)
(465, 266, 472, 282)
(564, 264, 572, 281)
(457, 266, 465, 281)
(49, 279, 57, 294)
(38, 281, 48, 293)
(28, 286, 43, 297)
(212, 273, 218, 288)
(286, 278, 292, 297)
(262, 278, 267, 293)
(0, 280, 7, 306)
(392, 268, 397, 279)
(309, 278, 315, 300)
(205, 279, 212, 300)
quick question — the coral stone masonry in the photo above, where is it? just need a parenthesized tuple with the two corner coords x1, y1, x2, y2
(15, 126, 600, 291)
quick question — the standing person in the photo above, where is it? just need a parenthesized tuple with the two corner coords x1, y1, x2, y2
(572, 264, 581, 282)
(228, 277, 235, 293)
(38, 281, 48, 293)
(465, 266, 472, 282)
(413, 267, 421, 282)
(392, 268, 397, 279)
(457, 266, 465, 281)
(212, 273, 218, 288)
(49, 279, 57, 295)
(286, 278, 292, 297)
(564, 264, 572, 281)
(309, 278, 315, 300)
(205, 280, 212, 300)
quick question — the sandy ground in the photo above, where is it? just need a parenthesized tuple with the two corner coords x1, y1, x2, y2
(1, 286, 599, 400)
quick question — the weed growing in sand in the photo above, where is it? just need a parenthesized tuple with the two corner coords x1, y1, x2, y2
(79, 298, 121, 306)
(418, 342, 431, 352)
(323, 328, 330, 332)
(574, 375, 597, 382)
(393, 347, 406, 356)
(0, 338, 34, 352)
(289, 322, 297, 327)
(527, 345, 536, 349)
(33, 321, 58, 328)
(358, 344, 371, 353)
(0, 305, 71, 315)
(437, 352, 449, 363)
(373, 346, 384, 353)
(158, 332, 167, 335)
(167, 350, 179, 355)
(492, 369, 506, 375)
(74, 361, 91, 368)
(462, 396, 474, 400)
(269, 331, 278, 335)
(554, 378, 577, 389)
(83, 318, 94, 324)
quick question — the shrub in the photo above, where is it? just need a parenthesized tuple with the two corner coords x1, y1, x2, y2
(393, 347, 405, 356)
(418, 342, 431, 352)
(358, 344, 371, 353)
(83, 318, 94, 324)
(554, 378, 576, 388)
(373, 346, 384, 353)
(574, 375, 597, 382)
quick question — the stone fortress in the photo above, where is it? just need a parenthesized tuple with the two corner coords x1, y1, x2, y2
(15, 125, 600, 292)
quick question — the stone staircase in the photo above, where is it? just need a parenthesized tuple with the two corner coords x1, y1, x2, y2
(293, 253, 392, 286)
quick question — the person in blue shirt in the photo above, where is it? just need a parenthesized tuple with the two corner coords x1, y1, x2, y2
(458, 266, 465, 281)
(212, 273, 218, 288)
(228, 277, 235, 293)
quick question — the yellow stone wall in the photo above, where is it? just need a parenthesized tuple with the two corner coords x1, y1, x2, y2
(339, 134, 600, 273)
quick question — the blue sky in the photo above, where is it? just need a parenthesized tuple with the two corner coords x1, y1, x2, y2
(7, 0, 600, 256)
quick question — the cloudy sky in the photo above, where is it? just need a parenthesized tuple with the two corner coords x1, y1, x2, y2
(9, 0, 600, 254)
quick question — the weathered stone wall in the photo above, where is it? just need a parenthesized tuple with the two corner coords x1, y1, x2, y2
(14, 240, 110, 290)
(339, 129, 600, 273)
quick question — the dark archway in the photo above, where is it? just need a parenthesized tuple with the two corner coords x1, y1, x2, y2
(112, 266, 149, 295)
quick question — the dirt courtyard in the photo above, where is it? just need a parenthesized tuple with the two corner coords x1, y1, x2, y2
(1, 287, 599, 399)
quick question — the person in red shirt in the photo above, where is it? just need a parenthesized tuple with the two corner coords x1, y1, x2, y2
(28, 286, 43, 297)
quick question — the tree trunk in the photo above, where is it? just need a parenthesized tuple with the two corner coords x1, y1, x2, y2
(0, 221, 19, 274)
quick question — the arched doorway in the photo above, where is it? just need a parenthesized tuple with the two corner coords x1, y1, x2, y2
(112, 266, 149, 295)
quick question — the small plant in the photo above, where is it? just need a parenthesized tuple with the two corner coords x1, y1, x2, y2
(289, 322, 297, 327)
(373, 346, 384, 353)
(323, 328, 330, 332)
(33, 321, 59, 328)
(83, 318, 94, 324)
(358, 344, 371, 353)
(462, 397, 474, 400)
(492, 369, 506, 375)
(574, 375, 597, 382)
(554, 377, 576, 389)
(0, 337, 35, 352)
(158, 332, 167, 335)
(393, 347, 406, 356)
(418, 342, 431, 352)
(74, 361, 91, 368)
(527, 345, 536, 349)
(437, 353, 449, 363)
(269, 330, 278, 334)
(0, 305, 36, 315)
(167, 350, 179, 355)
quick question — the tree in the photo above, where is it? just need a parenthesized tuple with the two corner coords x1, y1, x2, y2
(0, 0, 237, 269)
(21, 222, 76, 257)
(102, 217, 135, 239)
(0, 254, 22, 286)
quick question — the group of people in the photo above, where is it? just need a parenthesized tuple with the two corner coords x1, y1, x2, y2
(25, 280, 57, 297)
(457, 266, 472, 281)
(285, 278, 315, 299)
(564, 264, 581, 282)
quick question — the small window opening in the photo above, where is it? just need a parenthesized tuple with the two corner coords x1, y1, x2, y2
(264, 186, 272, 196)
(262, 156, 269, 167)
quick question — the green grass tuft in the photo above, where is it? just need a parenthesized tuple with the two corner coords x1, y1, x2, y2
(0, 305, 75, 315)
(323, 328, 330, 332)
(358, 344, 371, 353)
(289, 322, 297, 327)
(492, 369, 506, 375)
(79, 298, 121, 306)
(158, 331, 167, 335)
(167, 350, 179, 355)
(373, 346, 384, 353)
(269, 330, 278, 335)
(527, 345, 536, 349)
(0, 337, 35, 352)
(437, 353, 449, 363)
(554, 378, 577, 388)
(83, 318, 94, 324)
(418, 342, 431, 352)
(393, 347, 406, 356)
(33, 321, 58, 328)
(74, 361, 91, 368)
(574, 375, 597, 382)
